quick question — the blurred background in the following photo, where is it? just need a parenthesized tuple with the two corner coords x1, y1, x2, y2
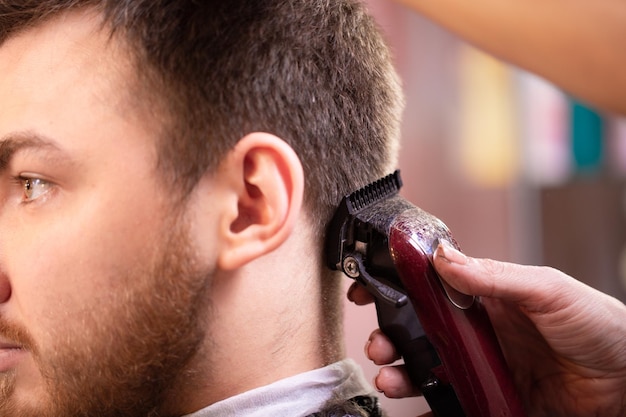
(343, 2, 626, 416)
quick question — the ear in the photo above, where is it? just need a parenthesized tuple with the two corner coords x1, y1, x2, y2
(216, 132, 304, 270)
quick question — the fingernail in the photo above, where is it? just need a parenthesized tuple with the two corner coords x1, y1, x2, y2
(372, 375, 383, 393)
(435, 239, 468, 265)
(364, 335, 373, 359)
(346, 282, 357, 302)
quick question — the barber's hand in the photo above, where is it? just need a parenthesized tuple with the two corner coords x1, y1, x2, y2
(348, 242, 626, 417)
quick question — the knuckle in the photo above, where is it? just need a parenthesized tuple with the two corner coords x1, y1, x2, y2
(478, 258, 507, 277)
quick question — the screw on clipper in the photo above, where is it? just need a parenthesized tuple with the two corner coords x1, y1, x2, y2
(342, 257, 361, 278)
(341, 254, 408, 308)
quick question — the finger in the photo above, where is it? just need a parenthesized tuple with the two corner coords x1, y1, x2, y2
(365, 329, 400, 365)
(432, 240, 575, 308)
(346, 282, 375, 305)
(374, 365, 420, 398)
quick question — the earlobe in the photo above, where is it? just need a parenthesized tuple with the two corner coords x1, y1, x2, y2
(217, 132, 304, 270)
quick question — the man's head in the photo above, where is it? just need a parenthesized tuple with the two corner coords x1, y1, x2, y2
(0, 1, 402, 416)
(1, 0, 403, 232)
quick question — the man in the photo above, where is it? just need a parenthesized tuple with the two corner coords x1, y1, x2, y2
(0, 1, 402, 416)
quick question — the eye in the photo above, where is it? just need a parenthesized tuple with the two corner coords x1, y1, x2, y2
(21, 177, 51, 202)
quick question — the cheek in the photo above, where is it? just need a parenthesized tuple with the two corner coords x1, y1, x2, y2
(4, 196, 167, 338)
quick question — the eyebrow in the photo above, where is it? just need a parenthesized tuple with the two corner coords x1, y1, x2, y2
(0, 132, 68, 171)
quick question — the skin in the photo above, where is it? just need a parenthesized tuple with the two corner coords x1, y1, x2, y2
(352, 242, 626, 417)
(0, 10, 216, 416)
(0, 8, 322, 417)
(392, 0, 626, 115)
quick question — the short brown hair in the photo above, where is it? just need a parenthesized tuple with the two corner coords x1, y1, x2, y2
(0, 0, 403, 236)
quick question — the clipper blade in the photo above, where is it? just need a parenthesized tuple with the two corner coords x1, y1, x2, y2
(326, 170, 404, 270)
(346, 170, 403, 213)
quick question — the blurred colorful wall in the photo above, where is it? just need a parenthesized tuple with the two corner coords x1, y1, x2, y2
(343, 2, 626, 416)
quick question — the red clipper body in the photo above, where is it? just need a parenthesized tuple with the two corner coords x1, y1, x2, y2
(326, 171, 527, 417)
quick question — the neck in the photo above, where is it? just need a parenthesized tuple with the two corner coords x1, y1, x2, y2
(173, 222, 345, 414)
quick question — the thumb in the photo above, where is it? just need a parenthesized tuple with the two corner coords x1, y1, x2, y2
(432, 241, 626, 379)
(431, 240, 580, 312)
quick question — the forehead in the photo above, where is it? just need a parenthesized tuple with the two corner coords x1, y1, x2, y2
(1, 9, 127, 102)
(0, 9, 151, 149)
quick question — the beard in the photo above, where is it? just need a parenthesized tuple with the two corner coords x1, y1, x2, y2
(0, 215, 212, 417)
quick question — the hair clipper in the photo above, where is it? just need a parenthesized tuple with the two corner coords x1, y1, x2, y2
(326, 171, 527, 417)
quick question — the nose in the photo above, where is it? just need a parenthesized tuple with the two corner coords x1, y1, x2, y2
(0, 269, 10, 304)
(0, 218, 11, 304)
(0, 268, 11, 303)
(0, 196, 15, 304)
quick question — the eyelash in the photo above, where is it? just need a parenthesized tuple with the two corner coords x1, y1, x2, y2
(12, 175, 52, 203)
